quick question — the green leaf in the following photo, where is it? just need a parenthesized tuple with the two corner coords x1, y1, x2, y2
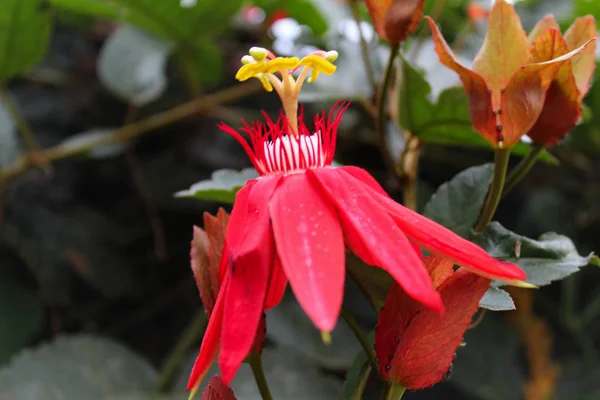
(346, 254, 391, 311)
(0, 335, 158, 399)
(472, 222, 596, 286)
(343, 350, 368, 400)
(479, 287, 515, 311)
(398, 56, 434, 134)
(0, 280, 44, 366)
(58, 128, 126, 159)
(266, 291, 360, 370)
(423, 163, 493, 238)
(174, 168, 258, 204)
(50, 0, 244, 41)
(397, 60, 558, 164)
(0, 0, 52, 81)
(178, 40, 224, 89)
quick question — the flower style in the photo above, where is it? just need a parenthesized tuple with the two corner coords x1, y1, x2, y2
(526, 15, 597, 146)
(187, 46, 527, 394)
(375, 256, 491, 389)
(426, 0, 596, 148)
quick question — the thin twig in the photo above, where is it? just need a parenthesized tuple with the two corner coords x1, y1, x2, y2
(348, 0, 378, 93)
(0, 82, 262, 184)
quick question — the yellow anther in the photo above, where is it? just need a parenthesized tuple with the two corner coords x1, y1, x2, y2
(249, 46, 268, 61)
(236, 60, 266, 81)
(299, 54, 337, 76)
(263, 57, 300, 74)
(257, 74, 273, 92)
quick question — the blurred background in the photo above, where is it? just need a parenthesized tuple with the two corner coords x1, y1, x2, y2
(0, 0, 599, 399)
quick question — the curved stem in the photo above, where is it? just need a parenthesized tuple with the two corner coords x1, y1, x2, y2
(340, 307, 381, 378)
(350, 364, 372, 400)
(376, 44, 401, 182)
(473, 148, 511, 233)
(248, 353, 274, 400)
(384, 382, 407, 400)
(503, 144, 544, 197)
(156, 311, 207, 392)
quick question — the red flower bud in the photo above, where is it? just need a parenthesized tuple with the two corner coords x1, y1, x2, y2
(201, 375, 237, 400)
(375, 256, 491, 389)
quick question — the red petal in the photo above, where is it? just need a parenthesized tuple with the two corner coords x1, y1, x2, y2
(187, 274, 230, 392)
(269, 172, 346, 332)
(264, 254, 288, 310)
(376, 270, 491, 389)
(310, 168, 443, 313)
(219, 177, 280, 384)
(337, 166, 389, 197)
(368, 189, 526, 281)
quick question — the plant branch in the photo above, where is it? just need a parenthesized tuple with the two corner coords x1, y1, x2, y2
(473, 148, 510, 232)
(397, 135, 422, 210)
(156, 311, 207, 392)
(503, 144, 544, 197)
(248, 353, 274, 400)
(350, 364, 372, 400)
(0, 82, 261, 184)
(340, 307, 381, 378)
(376, 44, 401, 183)
(384, 382, 407, 400)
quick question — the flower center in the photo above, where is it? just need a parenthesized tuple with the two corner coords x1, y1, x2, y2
(261, 131, 324, 174)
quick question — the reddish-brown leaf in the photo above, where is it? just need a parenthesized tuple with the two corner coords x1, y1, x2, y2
(201, 375, 237, 400)
(383, 0, 425, 44)
(191, 209, 230, 317)
(527, 29, 580, 146)
(528, 14, 560, 44)
(472, 0, 530, 98)
(365, 0, 393, 41)
(426, 17, 497, 146)
(564, 16, 597, 97)
(375, 268, 491, 389)
(500, 31, 595, 147)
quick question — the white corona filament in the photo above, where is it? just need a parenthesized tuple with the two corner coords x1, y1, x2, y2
(261, 131, 324, 174)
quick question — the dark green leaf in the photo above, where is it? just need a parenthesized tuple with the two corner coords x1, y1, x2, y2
(343, 350, 368, 400)
(0, 0, 52, 80)
(0, 335, 158, 399)
(0, 100, 19, 168)
(423, 163, 493, 238)
(266, 291, 360, 370)
(174, 168, 258, 204)
(0, 280, 44, 366)
(479, 287, 515, 311)
(452, 315, 524, 400)
(179, 40, 224, 89)
(346, 254, 391, 311)
(251, 0, 328, 36)
(472, 222, 596, 286)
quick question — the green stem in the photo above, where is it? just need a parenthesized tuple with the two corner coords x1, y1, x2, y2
(474, 148, 511, 233)
(376, 44, 401, 182)
(156, 311, 207, 392)
(350, 364, 372, 400)
(248, 353, 274, 400)
(348, 0, 377, 93)
(385, 382, 407, 400)
(340, 308, 381, 378)
(503, 144, 544, 197)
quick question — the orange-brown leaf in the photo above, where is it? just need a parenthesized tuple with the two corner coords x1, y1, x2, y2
(528, 29, 580, 146)
(472, 0, 530, 93)
(466, 2, 490, 23)
(426, 17, 497, 146)
(365, 0, 394, 41)
(528, 15, 560, 44)
(383, 0, 425, 44)
(564, 16, 597, 97)
(201, 375, 237, 400)
(499, 32, 595, 147)
(375, 269, 491, 389)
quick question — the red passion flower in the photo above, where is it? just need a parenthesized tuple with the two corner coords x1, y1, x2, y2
(186, 47, 527, 394)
